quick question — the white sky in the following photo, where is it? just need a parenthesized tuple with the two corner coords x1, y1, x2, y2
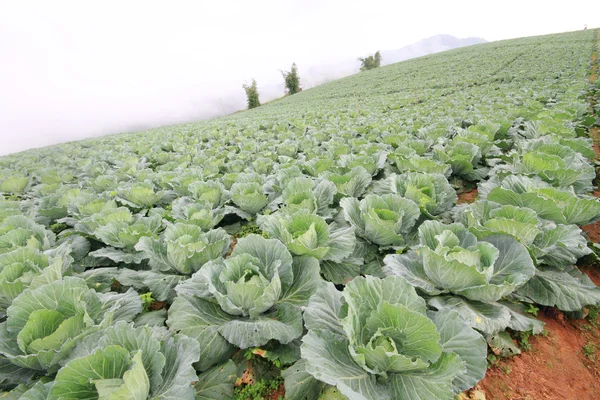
(0, 0, 598, 156)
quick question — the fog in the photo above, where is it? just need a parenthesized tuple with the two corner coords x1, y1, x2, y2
(1, 0, 598, 156)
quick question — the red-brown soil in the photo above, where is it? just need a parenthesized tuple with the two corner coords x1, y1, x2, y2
(474, 308, 600, 400)
(582, 193, 600, 242)
(457, 188, 478, 204)
(265, 384, 285, 400)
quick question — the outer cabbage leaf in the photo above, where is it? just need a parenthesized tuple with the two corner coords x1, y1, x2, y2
(483, 175, 600, 225)
(516, 265, 600, 311)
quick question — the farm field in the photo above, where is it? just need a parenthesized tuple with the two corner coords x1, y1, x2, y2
(1, 28, 600, 399)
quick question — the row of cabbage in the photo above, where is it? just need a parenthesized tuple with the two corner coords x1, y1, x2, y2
(0, 29, 599, 399)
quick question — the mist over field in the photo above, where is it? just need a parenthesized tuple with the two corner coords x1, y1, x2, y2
(0, 0, 598, 156)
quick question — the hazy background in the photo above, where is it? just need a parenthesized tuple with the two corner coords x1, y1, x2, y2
(1, 0, 599, 156)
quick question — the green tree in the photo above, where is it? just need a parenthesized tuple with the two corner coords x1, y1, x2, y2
(243, 79, 261, 109)
(282, 62, 301, 95)
(358, 50, 382, 71)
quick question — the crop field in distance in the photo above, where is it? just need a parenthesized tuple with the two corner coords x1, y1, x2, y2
(1, 28, 600, 399)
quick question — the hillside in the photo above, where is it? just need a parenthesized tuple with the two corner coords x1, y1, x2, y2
(0, 29, 600, 400)
(292, 34, 487, 89)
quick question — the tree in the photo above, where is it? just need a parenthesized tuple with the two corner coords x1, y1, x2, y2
(282, 62, 301, 95)
(242, 79, 260, 109)
(358, 50, 382, 71)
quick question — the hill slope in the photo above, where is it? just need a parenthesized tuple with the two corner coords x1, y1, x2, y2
(294, 34, 487, 88)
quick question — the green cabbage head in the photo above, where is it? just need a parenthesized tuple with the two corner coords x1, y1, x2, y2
(298, 276, 486, 399)
(341, 194, 420, 247)
(135, 223, 231, 275)
(0, 277, 142, 378)
(47, 322, 205, 400)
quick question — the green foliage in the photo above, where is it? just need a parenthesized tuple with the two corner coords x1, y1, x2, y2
(234, 377, 283, 400)
(238, 222, 263, 238)
(243, 79, 261, 109)
(583, 342, 598, 361)
(358, 50, 381, 71)
(140, 292, 155, 312)
(514, 330, 533, 351)
(585, 305, 600, 327)
(282, 62, 301, 95)
(525, 304, 540, 316)
(49, 222, 68, 235)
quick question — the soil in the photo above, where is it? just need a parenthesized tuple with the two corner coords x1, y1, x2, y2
(265, 384, 285, 400)
(581, 264, 600, 286)
(457, 188, 479, 204)
(226, 236, 238, 258)
(474, 309, 600, 400)
(583, 191, 600, 242)
(149, 300, 166, 311)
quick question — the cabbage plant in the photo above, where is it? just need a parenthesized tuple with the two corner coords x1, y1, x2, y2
(294, 276, 486, 399)
(434, 141, 488, 180)
(372, 172, 457, 218)
(230, 181, 269, 217)
(0, 245, 73, 317)
(383, 221, 540, 334)
(502, 141, 595, 193)
(136, 223, 230, 275)
(0, 199, 22, 223)
(279, 177, 336, 217)
(45, 322, 223, 400)
(0, 277, 142, 381)
(390, 147, 450, 176)
(258, 212, 355, 261)
(384, 220, 535, 303)
(0, 216, 55, 255)
(322, 166, 372, 200)
(457, 200, 591, 268)
(0, 175, 29, 195)
(188, 180, 230, 208)
(341, 194, 420, 247)
(116, 183, 165, 209)
(71, 207, 163, 264)
(167, 235, 322, 370)
(170, 197, 225, 231)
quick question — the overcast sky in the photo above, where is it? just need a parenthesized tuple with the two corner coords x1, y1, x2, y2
(1, 0, 598, 156)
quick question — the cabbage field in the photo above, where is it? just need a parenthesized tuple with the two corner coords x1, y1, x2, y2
(1, 29, 600, 399)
